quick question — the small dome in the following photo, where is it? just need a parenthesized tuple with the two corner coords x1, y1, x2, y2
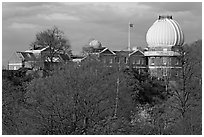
(89, 40, 102, 48)
(146, 15, 184, 47)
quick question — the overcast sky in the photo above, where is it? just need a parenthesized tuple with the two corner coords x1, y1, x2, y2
(2, 2, 202, 66)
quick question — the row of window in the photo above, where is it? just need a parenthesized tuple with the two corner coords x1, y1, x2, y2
(103, 57, 145, 65)
(151, 69, 180, 77)
(150, 57, 179, 66)
(132, 59, 145, 65)
(102, 56, 180, 66)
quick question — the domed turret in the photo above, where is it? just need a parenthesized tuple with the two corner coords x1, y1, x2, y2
(89, 39, 102, 48)
(146, 15, 184, 47)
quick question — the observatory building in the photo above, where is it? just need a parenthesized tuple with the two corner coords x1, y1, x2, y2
(7, 15, 184, 80)
(144, 15, 184, 79)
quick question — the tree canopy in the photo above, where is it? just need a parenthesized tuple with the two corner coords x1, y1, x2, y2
(2, 39, 202, 135)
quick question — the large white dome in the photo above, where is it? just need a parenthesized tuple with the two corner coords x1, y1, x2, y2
(146, 15, 184, 47)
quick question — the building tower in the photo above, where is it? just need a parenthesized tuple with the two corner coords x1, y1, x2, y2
(144, 15, 184, 79)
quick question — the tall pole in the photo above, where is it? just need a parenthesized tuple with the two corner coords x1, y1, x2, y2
(114, 61, 120, 119)
(128, 22, 131, 51)
(114, 77, 119, 118)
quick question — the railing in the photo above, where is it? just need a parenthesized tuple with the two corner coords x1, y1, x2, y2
(144, 51, 180, 56)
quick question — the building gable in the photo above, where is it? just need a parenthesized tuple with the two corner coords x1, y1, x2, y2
(18, 52, 36, 61)
(100, 48, 115, 55)
(129, 50, 144, 56)
(9, 52, 22, 63)
(113, 50, 131, 57)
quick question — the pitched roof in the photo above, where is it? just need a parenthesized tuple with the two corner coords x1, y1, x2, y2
(129, 49, 144, 56)
(25, 46, 49, 53)
(113, 49, 145, 57)
(18, 52, 36, 61)
(113, 50, 131, 56)
(99, 48, 116, 55)
(8, 52, 22, 63)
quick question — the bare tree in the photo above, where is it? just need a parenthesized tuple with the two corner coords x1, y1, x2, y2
(165, 40, 202, 134)
(30, 26, 72, 64)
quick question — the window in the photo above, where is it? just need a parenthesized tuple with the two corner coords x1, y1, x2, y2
(163, 69, 167, 76)
(124, 57, 128, 64)
(163, 57, 167, 65)
(115, 57, 119, 63)
(138, 69, 141, 74)
(103, 58, 106, 64)
(151, 57, 155, 65)
(157, 68, 162, 77)
(163, 48, 167, 52)
(175, 59, 179, 65)
(132, 59, 135, 64)
(169, 58, 171, 65)
(175, 71, 179, 76)
(136, 59, 140, 65)
(141, 59, 145, 65)
(110, 58, 113, 64)
(140, 59, 143, 65)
